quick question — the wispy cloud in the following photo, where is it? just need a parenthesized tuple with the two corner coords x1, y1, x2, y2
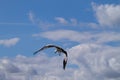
(28, 11, 37, 24)
(54, 17, 81, 27)
(92, 3, 120, 27)
(55, 17, 68, 24)
(0, 37, 20, 47)
(70, 18, 78, 26)
(33, 30, 120, 44)
(28, 11, 55, 29)
(33, 30, 83, 42)
(0, 22, 32, 26)
(28, 11, 99, 29)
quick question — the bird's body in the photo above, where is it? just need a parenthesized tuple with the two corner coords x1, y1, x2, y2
(33, 44, 68, 70)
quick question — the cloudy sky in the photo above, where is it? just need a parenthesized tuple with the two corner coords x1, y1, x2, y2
(0, 0, 120, 80)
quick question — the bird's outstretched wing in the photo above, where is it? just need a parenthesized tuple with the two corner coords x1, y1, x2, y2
(63, 58, 67, 70)
(33, 44, 68, 70)
(62, 51, 68, 57)
(33, 44, 58, 55)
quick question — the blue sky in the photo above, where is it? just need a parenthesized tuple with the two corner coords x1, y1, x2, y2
(0, 0, 120, 80)
(0, 0, 119, 57)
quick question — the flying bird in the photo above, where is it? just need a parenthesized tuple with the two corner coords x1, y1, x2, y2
(33, 44, 68, 70)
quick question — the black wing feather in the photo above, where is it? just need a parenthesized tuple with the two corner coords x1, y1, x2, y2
(33, 44, 58, 55)
(33, 44, 68, 57)
(63, 59, 67, 70)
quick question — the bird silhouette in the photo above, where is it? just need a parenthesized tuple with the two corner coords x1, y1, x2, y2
(33, 44, 68, 70)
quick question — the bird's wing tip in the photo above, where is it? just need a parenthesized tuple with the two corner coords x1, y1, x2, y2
(33, 51, 39, 55)
(33, 52, 36, 55)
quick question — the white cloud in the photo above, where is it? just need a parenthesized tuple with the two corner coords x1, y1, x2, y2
(55, 17, 68, 24)
(0, 37, 20, 47)
(29, 4, 120, 29)
(0, 53, 73, 80)
(33, 30, 120, 44)
(0, 43, 120, 80)
(68, 43, 120, 80)
(28, 12, 101, 29)
(35, 30, 84, 42)
(92, 3, 120, 27)
(28, 11, 36, 24)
